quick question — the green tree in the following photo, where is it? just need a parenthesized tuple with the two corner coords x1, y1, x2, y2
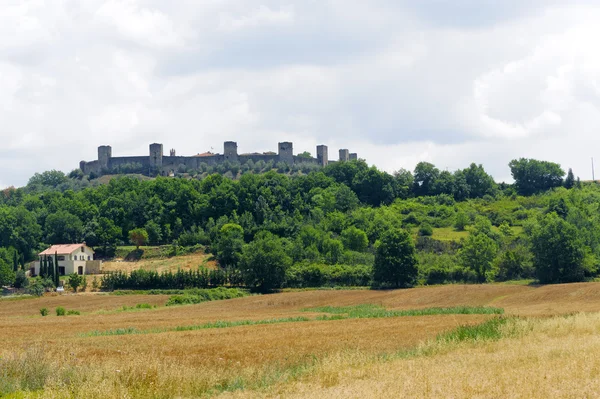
(0, 259, 15, 286)
(413, 162, 440, 197)
(530, 213, 586, 284)
(14, 269, 29, 289)
(459, 233, 497, 283)
(462, 163, 497, 198)
(128, 228, 149, 249)
(215, 223, 244, 268)
(454, 212, 469, 231)
(240, 232, 292, 292)
(13, 250, 18, 272)
(341, 226, 368, 252)
(95, 217, 122, 257)
(509, 158, 565, 195)
(44, 210, 83, 244)
(564, 168, 575, 189)
(373, 228, 418, 288)
(68, 272, 83, 293)
(54, 253, 60, 287)
(144, 220, 163, 245)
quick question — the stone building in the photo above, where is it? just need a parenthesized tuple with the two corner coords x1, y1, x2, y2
(79, 141, 360, 177)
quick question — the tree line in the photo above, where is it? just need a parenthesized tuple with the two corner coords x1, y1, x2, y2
(0, 156, 592, 292)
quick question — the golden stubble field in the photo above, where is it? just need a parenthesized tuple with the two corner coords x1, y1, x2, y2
(3, 283, 600, 398)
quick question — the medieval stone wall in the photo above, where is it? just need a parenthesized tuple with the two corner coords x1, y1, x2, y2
(79, 141, 359, 177)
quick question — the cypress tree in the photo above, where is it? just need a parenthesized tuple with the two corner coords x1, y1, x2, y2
(13, 251, 18, 272)
(564, 168, 575, 189)
(49, 254, 55, 283)
(42, 256, 47, 278)
(54, 251, 60, 287)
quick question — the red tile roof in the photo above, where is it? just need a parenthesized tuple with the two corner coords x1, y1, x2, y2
(193, 152, 216, 157)
(38, 244, 93, 256)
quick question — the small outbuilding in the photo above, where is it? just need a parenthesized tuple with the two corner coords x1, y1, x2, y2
(32, 243, 102, 276)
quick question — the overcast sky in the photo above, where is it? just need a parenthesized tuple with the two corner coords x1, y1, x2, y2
(2, 0, 600, 188)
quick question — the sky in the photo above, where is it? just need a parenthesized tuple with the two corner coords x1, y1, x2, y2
(2, 0, 600, 188)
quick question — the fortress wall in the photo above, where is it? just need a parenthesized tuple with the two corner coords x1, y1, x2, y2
(162, 156, 199, 170)
(239, 154, 279, 164)
(109, 156, 150, 168)
(293, 156, 319, 165)
(195, 155, 225, 166)
(81, 160, 100, 175)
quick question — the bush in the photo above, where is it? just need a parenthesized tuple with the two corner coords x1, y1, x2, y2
(40, 308, 49, 316)
(418, 223, 433, 237)
(14, 270, 29, 289)
(165, 287, 249, 306)
(56, 307, 66, 316)
(285, 263, 372, 288)
(67, 310, 80, 315)
(454, 212, 469, 231)
(27, 281, 45, 297)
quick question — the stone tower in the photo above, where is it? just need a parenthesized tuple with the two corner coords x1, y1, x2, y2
(149, 143, 163, 170)
(339, 149, 349, 162)
(224, 141, 238, 163)
(317, 145, 328, 167)
(278, 142, 294, 165)
(349, 153, 358, 161)
(98, 145, 112, 170)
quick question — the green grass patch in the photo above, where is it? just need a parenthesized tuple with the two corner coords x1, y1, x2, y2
(165, 287, 250, 306)
(85, 327, 141, 337)
(81, 305, 503, 338)
(437, 317, 509, 343)
(81, 317, 310, 337)
(118, 303, 157, 312)
(304, 304, 504, 318)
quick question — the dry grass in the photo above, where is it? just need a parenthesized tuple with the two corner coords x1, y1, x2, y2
(100, 252, 216, 274)
(230, 313, 600, 398)
(3, 283, 600, 397)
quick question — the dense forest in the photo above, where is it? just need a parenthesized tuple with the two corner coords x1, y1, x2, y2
(0, 157, 596, 292)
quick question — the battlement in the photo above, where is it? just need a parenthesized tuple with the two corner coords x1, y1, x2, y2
(79, 141, 360, 177)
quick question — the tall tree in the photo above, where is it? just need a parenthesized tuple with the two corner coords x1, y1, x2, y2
(531, 213, 586, 284)
(413, 162, 440, 197)
(564, 168, 575, 189)
(13, 250, 18, 272)
(509, 158, 565, 195)
(128, 228, 149, 249)
(0, 259, 15, 286)
(373, 228, 418, 288)
(240, 232, 292, 292)
(54, 251, 59, 286)
(215, 223, 245, 269)
(459, 233, 497, 283)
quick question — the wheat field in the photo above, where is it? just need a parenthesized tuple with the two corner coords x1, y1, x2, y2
(2, 283, 600, 398)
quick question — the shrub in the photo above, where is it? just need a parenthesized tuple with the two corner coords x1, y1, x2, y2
(454, 212, 469, 231)
(40, 308, 49, 316)
(67, 310, 80, 315)
(418, 223, 433, 236)
(14, 270, 29, 289)
(26, 282, 44, 297)
(165, 287, 249, 306)
(56, 307, 66, 316)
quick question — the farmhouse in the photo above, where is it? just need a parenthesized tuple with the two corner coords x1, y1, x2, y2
(32, 243, 102, 276)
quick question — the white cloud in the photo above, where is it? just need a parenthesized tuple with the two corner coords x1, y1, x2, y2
(218, 5, 294, 32)
(2, 1, 600, 187)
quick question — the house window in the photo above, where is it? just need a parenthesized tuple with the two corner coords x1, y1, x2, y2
(81, 247, 85, 252)
(57, 256, 65, 261)
(87, 256, 91, 260)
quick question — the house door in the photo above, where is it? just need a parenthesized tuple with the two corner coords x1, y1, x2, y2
(59, 267, 65, 276)
(78, 266, 84, 275)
